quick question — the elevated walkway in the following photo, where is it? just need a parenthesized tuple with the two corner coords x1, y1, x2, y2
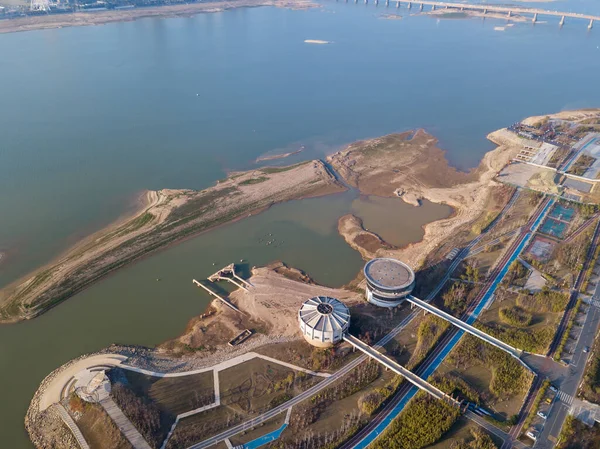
(54, 404, 90, 449)
(343, 334, 460, 406)
(405, 295, 523, 359)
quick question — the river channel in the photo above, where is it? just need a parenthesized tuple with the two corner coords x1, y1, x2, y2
(1, 1, 600, 446)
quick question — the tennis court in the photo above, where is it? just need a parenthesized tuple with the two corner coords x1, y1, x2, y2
(540, 218, 568, 239)
(549, 203, 575, 222)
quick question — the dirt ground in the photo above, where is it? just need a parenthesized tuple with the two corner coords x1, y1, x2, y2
(68, 397, 133, 449)
(332, 129, 520, 269)
(117, 368, 215, 417)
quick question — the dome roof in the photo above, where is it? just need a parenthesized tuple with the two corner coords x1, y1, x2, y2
(298, 296, 350, 334)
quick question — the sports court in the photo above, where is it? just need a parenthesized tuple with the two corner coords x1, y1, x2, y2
(526, 236, 557, 262)
(540, 219, 568, 239)
(549, 203, 575, 221)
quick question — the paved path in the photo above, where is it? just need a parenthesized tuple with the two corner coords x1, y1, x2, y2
(465, 411, 527, 449)
(54, 404, 90, 449)
(406, 294, 523, 359)
(100, 397, 152, 449)
(343, 334, 458, 405)
(120, 352, 330, 378)
(39, 354, 127, 411)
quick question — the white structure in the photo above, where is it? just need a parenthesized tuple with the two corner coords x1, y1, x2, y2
(30, 0, 50, 12)
(364, 258, 415, 307)
(74, 369, 111, 403)
(298, 296, 350, 348)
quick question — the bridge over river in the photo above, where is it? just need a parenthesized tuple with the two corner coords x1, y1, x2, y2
(349, 0, 600, 28)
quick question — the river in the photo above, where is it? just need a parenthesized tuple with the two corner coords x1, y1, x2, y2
(0, 1, 599, 447)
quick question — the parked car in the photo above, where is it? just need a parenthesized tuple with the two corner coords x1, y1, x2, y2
(526, 430, 538, 441)
(549, 385, 558, 393)
(537, 411, 548, 419)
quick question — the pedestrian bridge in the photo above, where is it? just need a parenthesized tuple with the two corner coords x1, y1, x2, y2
(343, 334, 462, 406)
(405, 295, 523, 359)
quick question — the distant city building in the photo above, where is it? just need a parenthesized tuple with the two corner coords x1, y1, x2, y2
(364, 258, 415, 307)
(298, 296, 350, 348)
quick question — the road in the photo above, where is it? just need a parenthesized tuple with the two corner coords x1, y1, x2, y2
(548, 219, 600, 358)
(535, 302, 600, 448)
(503, 217, 600, 448)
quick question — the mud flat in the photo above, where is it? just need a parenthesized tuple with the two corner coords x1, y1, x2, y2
(0, 160, 343, 323)
(0, 0, 316, 35)
(421, 10, 528, 23)
(329, 129, 520, 268)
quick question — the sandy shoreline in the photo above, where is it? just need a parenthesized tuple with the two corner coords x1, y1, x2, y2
(0, 0, 317, 34)
(0, 160, 343, 323)
(329, 128, 520, 269)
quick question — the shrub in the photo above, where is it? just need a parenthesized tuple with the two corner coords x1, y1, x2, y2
(516, 288, 569, 313)
(499, 306, 533, 327)
(371, 393, 460, 449)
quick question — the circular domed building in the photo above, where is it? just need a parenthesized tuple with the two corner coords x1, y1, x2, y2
(364, 258, 415, 307)
(298, 296, 351, 348)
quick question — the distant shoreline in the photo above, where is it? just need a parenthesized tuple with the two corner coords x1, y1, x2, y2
(0, 0, 317, 34)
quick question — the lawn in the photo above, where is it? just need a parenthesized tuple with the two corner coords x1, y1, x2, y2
(114, 368, 215, 417)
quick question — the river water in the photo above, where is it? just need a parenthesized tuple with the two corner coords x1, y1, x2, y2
(0, 1, 599, 447)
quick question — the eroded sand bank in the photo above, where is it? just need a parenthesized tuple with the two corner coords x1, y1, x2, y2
(0, 160, 343, 323)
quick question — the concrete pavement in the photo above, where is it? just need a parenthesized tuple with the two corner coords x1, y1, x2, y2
(39, 354, 127, 411)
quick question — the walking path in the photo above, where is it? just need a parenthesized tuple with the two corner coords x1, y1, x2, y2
(119, 352, 331, 379)
(39, 354, 127, 411)
(100, 397, 153, 449)
(406, 294, 523, 359)
(54, 404, 90, 449)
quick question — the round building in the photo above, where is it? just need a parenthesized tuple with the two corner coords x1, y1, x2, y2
(298, 296, 351, 348)
(364, 258, 415, 307)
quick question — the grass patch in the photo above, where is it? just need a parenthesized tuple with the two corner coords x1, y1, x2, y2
(582, 327, 600, 403)
(554, 299, 582, 362)
(516, 288, 570, 314)
(476, 320, 553, 354)
(260, 161, 310, 174)
(448, 334, 531, 399)
(110, 368, 215, 417)
(499, 306, 533, 327)
(239, 176, 269, 186)
(68, 394, 133, 449)
(370, 391, 460, 449)
(557, 416, 600, 449)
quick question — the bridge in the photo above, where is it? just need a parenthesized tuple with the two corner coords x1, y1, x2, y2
(405, 295, 523, 359)
(343, 334, 463, 406)
(350, 0, 599, 29)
